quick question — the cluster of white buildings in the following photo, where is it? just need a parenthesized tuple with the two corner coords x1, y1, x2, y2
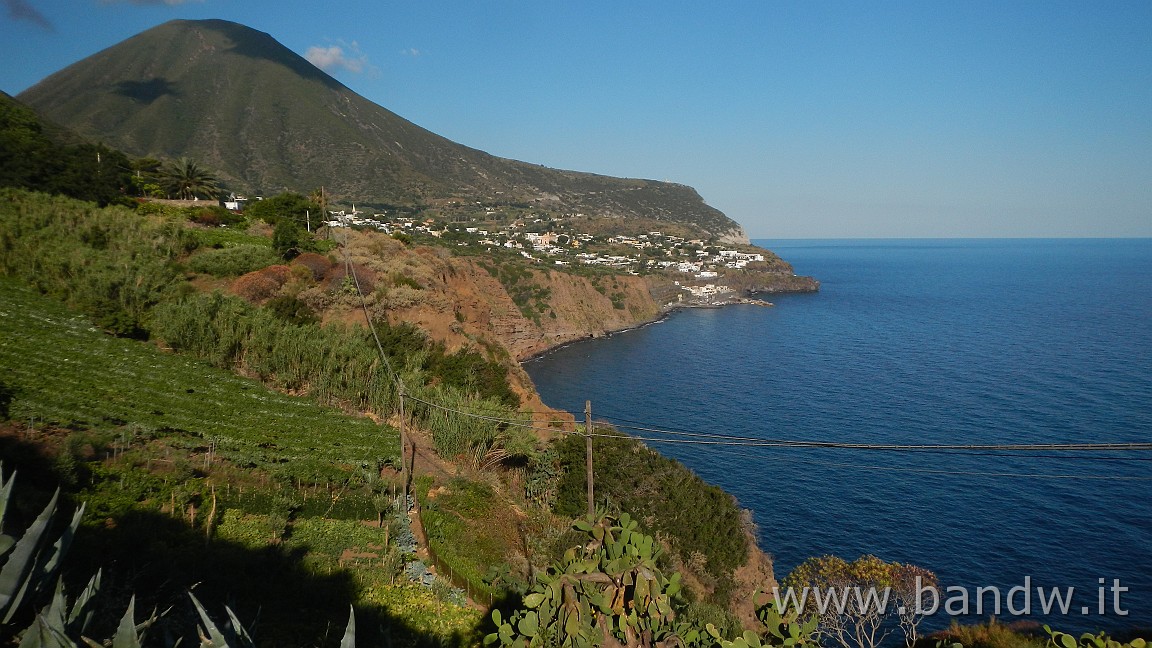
(325, 210, 444, 238)
(323, 210, 766, 280)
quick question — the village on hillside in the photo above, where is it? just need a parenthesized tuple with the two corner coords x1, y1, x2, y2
(309, 205, 774, 304)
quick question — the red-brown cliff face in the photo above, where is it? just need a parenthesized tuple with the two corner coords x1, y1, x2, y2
(313, 232, 664, 361)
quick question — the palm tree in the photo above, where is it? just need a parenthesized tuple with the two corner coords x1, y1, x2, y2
(160, 157, 220, 200)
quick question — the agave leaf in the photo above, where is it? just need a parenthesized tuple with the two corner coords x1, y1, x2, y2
(0, 489, 59, 622)
(40, 504, 85, 583)
(41, 578, 69, 634)
(68, 570, 101, 633)
(0, 467, 15, 534)
(111, 596, 141, 648)
(339, 605, 355, 648)
(224, 605, 255, 647)
(17, 614, 65, 648)
(189, 591, 230, 647)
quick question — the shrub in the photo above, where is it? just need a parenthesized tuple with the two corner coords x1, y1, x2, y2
(373, 286, 425, 313)
(391, 272, 423, 290)
(265, 295, 318, 326)
(0, 190, 186, 338)
(428, 348, 519, 408)
(259, 264, 292, 284)
(187, 244, 281, 277)
(187, 205, 243, 227)
(323, 263, 377, 295)
(553, 431, 749, 604)
(936, 619, 1049, 648)
(231, 271, 281, 303)
(230, 265, 293, 303)
(292, 252, 334, 281)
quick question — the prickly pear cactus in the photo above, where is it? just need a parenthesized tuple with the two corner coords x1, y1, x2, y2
(705, 596, 817, 648)
(485, 512, 700, 648)
(1044, 625, 1148, 648)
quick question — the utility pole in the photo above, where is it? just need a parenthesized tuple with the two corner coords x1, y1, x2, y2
(399, 380, 408, 504)
(585, 400, 594, 517)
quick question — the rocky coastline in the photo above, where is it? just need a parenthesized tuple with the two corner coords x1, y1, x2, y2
(519, 279, 817, 364)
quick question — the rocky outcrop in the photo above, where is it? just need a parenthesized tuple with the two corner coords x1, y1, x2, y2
(716, 224, 751, 246)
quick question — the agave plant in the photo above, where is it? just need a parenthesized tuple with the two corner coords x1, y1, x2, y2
(0, 465, 84, 626)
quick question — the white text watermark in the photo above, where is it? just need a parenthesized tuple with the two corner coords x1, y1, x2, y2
(774, 577, 1130, 617)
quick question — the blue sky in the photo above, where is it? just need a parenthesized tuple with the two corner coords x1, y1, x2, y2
(2, 1, 1149, 238)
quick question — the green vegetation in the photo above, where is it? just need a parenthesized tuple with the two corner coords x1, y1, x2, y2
(935, 620, 1051, 648)
(187, 243, 283, 277)
(928, 620, 1149, 648)
(158, 156, 221, 200)
(188, 224, 274, 249)
(152, 291, 519, 421)
(0, 280, 476, 645)
(1044, 627, 1147, 648)
(0, 189, 190, 338)
(417, 477, 508, 603)
(551, 432, 750, 604)
(485, 513, 703, 648)
(0, 94, 136, 208)
(0, 278, 397, 478)
(478, 261, 553, 323)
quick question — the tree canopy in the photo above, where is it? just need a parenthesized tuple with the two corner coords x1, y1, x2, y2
(159, 156, 221, 200)
(244, 191, 317, 227)
(0, 96, 136, 207)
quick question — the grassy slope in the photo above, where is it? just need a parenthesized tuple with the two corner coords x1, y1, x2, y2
(0, 278, 396, 473)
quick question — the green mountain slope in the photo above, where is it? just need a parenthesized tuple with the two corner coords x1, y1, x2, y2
(17, 19, 748, 242)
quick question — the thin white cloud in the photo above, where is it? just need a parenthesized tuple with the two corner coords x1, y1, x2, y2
(305, 41, 369, 74)
(4, 0, 53, 30)
(401, 48, 422, 57)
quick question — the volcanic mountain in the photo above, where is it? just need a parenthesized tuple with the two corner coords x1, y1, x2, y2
(17, 19, 748, 242)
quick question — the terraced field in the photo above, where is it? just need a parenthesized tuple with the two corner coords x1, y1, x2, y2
(0, 278, 399, 474)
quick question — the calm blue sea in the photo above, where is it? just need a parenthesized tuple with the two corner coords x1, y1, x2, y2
(525, 239, 1152, 633)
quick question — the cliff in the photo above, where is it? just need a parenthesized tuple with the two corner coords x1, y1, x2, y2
(320, 230, 814, 368)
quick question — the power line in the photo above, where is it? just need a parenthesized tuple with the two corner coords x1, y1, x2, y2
(404, 393, 1152, 479)
(338, 221, 401, 390)
(332, 226, 1150, 481)
(686, 443, 1152, 481)
(610, 424, 1152, 452)
(596, 414, 1152, 452)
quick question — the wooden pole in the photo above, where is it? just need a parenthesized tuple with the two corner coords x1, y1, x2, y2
(585, 399, 594, 517)
(399, 380, 408, 503)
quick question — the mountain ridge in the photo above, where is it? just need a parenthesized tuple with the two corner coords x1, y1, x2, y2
(17, 19, 749, 243)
